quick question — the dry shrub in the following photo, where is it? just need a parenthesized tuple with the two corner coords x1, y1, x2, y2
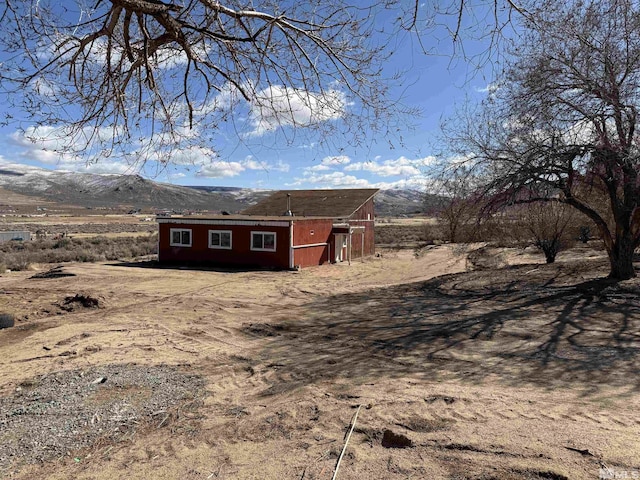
(5, 252, 31, 271)
(0, 234, 157, 267)
(53, 238, 72, 249)
(467, 246, 508, 270)
(376, 224, 433, 245)
(88, 236, 110, 246)
(422, 222, 445, 243)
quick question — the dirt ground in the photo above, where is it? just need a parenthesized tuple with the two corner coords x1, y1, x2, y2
(0, 244, 639, 479)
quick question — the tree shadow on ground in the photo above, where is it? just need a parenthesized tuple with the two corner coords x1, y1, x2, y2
(254, 261, 640, 395)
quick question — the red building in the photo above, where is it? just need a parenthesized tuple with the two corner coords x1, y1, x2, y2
(157, 189, 378, 269)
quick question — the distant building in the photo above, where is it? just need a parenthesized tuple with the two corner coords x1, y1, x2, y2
(0, 231, 31, 243)
(157, 189, 378, 269)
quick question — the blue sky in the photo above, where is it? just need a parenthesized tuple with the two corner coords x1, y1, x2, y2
(0, 3, 500, 191)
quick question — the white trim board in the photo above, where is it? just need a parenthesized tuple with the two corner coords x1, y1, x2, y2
(158, 218, 290, 227)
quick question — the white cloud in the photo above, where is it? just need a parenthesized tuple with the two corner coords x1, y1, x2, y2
(31, 77, 59, 97)
(243, 156, 269, 171)
(9, 121, 295, 180)
(442, 153, 475, 168)
(306, 164, 331, 172)
(371, 177, 430, 190)
(242, 156, 290, 173)
(0, 154, 134, 180)
(289, 171, 372, 189)
(303, 171, 435, 190)
(476, 82, 501, 94)
(288, 170, 433, 190)
(57, 162, 133, 175)
(10, 127, 77, 164)
(292, 154, 436, 190)
(321, 155, 351, 166)
(22, 148, 66, 165)
(193, 82, 240, 118)
(346, 162, 419, 177)
(196, 161, 245, 178)
(9, 124, 150, 177)
(149, 145, 217, 167)
(242, 156, 267, 170)
(247, 85, 346, 137)
(10, 125, 126, 166)
(300, 155, 350, 175)
(320, 155, 351, 165)
(40, 35, 208, 73)
(561, 119, 597, 145)
(273, 160, 290, 173)
(344, 155, 436, 177)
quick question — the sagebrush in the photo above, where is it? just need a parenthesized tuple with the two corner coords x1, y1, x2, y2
(0, 235, 157, 271)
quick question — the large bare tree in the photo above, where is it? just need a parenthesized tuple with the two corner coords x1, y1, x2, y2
(445, 0, 640, 279)
(0, 0, 520, 166)
(0, 0, 411, 164)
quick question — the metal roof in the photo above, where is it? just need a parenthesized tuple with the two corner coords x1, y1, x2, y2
(241, 189, 379, 218)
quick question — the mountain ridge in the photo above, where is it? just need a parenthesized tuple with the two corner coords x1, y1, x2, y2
(0, 162, 435, 216)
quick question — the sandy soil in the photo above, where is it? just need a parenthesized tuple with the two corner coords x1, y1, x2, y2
(0, 244, 638, 479)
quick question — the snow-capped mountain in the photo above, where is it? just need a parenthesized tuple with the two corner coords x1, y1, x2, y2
(0, 161, 434, 215)
(0, 162, 258, 212)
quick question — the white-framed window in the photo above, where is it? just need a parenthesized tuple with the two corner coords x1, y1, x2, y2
(251, 231, 276, 252)
(170, 228, 192, 247)
(209, 230, 232, 249)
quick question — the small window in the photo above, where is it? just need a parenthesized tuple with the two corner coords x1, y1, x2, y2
(367, 213, 371, 220)
(170, 228, 192, 247)
(209, 230, 232, 249)
(251, 231, 276, 251)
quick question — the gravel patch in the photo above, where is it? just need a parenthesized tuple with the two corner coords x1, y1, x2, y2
(0, 364, 206, 474)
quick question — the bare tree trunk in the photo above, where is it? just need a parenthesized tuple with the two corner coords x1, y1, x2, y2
(607, 232, 636, 279)
(537, 239, 559, 264)
(449, 222, 458, 243)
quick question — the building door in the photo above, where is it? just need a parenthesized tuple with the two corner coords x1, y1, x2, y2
(334, 234, 347, 262)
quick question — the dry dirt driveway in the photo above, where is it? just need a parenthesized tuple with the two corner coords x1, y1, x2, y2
(0, 245, 639, 479)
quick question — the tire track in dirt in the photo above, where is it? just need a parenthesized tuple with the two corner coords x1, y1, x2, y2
(2, 248, 638, 479)
(329, 379, 640, 436)
(156, 324, 243, 351)
(317, 382, 629, 479)
(31, 293, 262, 384)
